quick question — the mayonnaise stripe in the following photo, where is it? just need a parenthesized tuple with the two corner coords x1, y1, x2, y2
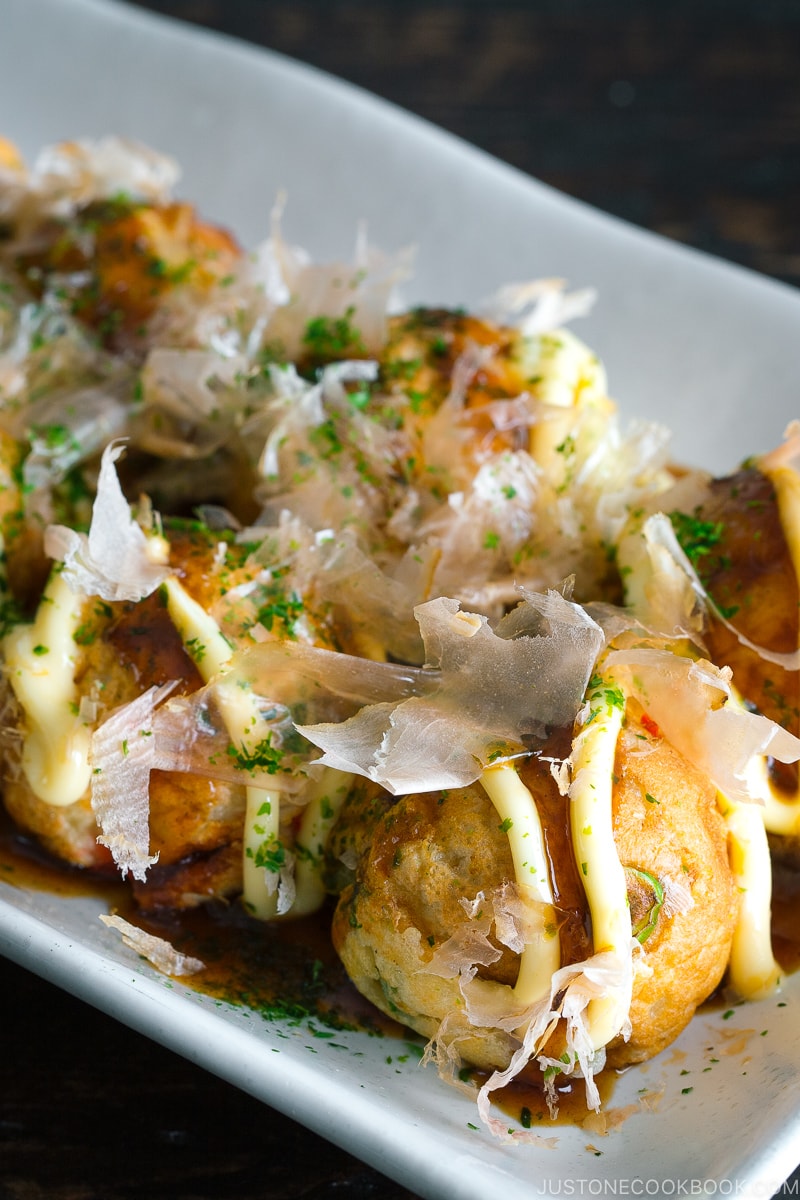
(480, 763, 560, 1006)
(161, 576, 284, 919)
(568, 682, 633, 1051)
(3, 570, 92, 807)
(717, 787, 782, 999)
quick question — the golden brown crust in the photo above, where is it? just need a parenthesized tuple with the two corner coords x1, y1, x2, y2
(10, 198, 240, 353)
(0, 525, 251, 894)
(331, 705, 738, 1075)
(607, 711, 738, 1065)
(332, 782, 520, 1068)
(1, 777, 114, 872)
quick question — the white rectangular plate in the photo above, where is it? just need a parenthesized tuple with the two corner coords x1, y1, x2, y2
(2, 2, 800, 1196)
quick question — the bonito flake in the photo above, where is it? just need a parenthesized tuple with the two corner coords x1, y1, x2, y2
(298, 588, 604, 794)
(45, 441, 170, 602)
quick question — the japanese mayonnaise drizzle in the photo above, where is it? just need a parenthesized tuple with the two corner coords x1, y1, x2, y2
(4, 569, 92, 807)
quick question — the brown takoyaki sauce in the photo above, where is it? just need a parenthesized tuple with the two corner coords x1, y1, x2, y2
(519, 730, 592, 967)
(0, 805, 392, 1036)
(671, 466, 800, 792)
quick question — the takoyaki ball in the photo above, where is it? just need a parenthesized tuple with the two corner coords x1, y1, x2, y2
(1, 521, 332, 905)
(374, 308, 613, 490)
(8, 193, 240, 355)
(2, 527, 245, 888)
(670, 465, 799, 738)
(331, 707, 739, 1075)
(331, 781, 524, 1071)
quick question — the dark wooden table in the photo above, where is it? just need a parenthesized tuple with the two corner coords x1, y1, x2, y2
(2, 2, 800, 1198)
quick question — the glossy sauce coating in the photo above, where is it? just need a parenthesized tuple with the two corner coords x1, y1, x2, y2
(692, 468, 799, 742)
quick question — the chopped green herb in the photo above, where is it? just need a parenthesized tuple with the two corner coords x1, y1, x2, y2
(249, 832, 286, 873)
(302, 305, 366, 363)
(185, 636, 206, 664)
(585, 674, 626, 722)
(669, 509, 724, 565)
(227, 734, 289, 776)
(625, 866, 665, 943)
(256, 590, 303, 635)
